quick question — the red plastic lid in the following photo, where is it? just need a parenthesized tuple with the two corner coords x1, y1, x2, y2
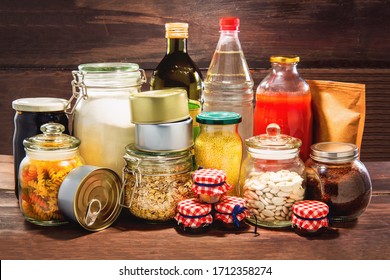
(219, 17, 240, 31)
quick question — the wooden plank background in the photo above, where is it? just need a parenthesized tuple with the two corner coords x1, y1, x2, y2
(1, 0, 389, 161)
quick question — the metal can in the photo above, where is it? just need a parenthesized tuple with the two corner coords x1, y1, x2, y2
(58, 165, 123, 231)
(129, 88, 189, 124)
(135, 117, 193, 152)
(12, 97, 69, 198)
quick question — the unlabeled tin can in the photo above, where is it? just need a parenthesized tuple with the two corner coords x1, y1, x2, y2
(129, 88, 189, 124)
(58, 165, 123, 231)
(135, 117, 193, 152)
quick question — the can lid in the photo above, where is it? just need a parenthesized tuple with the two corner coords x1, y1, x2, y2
(220, 17, 240, 31)
(165, 22, 188, 38)
(270, 55, 300, 64)
(23, 123, 80, 151)
(245, 123, 301, 159)
(196, 111, 242, 125)
(12, 97, 68, 112)
(310, 142, 359, 163)
(59, 166, 123, 231)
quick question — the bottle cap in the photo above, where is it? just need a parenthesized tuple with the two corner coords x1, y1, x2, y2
(219, 17, 240, 31)
(270, 56, 300, 64)
(165, 22, 188, 38)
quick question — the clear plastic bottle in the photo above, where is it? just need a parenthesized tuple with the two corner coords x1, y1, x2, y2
(203, 17, 254, 142)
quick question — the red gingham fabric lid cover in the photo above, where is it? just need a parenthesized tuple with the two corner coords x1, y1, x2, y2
(175, 198, 213, 228)
(292, 200, 329, 231)
(191, 168, 233, 196)
(214, 196, 248, 224)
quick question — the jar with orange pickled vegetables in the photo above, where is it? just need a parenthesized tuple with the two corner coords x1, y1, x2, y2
(18, 123, 84, 226)
(253, 55, 312, 161)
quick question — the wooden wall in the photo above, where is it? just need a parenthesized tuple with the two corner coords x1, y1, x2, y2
(1, 0, 389, 161)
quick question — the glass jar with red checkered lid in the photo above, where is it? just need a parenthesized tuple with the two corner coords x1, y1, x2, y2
(214, 196, 249, 230)
(191, 168, 233, 203)
(291, 200, 329, 236)
(175, 198, 213, 234)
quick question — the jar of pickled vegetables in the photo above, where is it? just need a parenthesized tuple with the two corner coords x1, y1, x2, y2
(18, 123, 84, 226)
(194, 111, 243, 196)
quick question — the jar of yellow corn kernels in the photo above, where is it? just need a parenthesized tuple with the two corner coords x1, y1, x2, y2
(194, 112, 243, 196)
(18, 123, 84, 226)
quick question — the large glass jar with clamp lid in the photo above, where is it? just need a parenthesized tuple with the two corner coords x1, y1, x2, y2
(68, 63, 146, 177)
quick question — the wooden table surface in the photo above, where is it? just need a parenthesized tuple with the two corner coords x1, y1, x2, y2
(1, 155, 389, 260)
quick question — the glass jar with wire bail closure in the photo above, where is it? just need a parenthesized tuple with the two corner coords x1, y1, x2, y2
(239, 123, 305, 228)
(122, 144, 194, 223)
(68, 63, 146, 177)
(18, 123, 84, 226)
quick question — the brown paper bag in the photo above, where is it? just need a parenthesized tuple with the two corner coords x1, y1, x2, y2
(307, 80, 365, 150)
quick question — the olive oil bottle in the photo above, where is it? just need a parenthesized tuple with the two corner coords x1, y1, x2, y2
(150, 22, 203, 139)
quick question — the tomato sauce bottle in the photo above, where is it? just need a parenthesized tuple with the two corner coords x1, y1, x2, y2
(253, 56, 312, 161)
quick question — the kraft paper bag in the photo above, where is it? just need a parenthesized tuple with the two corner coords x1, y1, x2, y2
(307, 80, 365, 150)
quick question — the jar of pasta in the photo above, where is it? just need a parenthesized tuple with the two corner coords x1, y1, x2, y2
(18, 123, 84, 226)
(122, 144, 193, 223)
(194, 112, 243, 196)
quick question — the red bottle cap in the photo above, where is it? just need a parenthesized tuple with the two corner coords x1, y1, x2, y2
(219, 17, 240, 31)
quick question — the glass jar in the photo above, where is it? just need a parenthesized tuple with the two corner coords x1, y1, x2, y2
(18, 123, 84, 226)
(12, 97, 69, 199)
(305, 142, 372, 222)
(240, 123, 305, 228)
(254, 55, 312, 161)
(194, 111, 243, 196)
(122, 144, 193, 223)
(69, 63, 146, 177)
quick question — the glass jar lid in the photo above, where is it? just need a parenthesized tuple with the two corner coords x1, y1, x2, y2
(196, 111, 242, 125)
(270, 55, 300, 64)
(310, 142, 359, 163)
(23, 123, 80, 151)
(245, 123, 301, 159)
(124, 143, 192, 163)
(12, 97, 68, 112)
(75, 62, 143, 88)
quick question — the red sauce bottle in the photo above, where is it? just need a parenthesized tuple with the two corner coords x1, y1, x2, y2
(253, 56, 312, 161)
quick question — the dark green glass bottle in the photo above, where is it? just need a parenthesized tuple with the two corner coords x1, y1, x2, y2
(150, 22, 203, 139)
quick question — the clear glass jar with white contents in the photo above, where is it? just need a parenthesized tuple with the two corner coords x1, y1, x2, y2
(239, 123, 305, 228)
(69, 63, 146, 176)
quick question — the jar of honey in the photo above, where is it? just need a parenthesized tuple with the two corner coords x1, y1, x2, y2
(253, 55, 312, 161)
(18, 123, 84, 226)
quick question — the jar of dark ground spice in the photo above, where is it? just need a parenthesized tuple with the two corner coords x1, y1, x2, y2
(305, 142, 372, 222)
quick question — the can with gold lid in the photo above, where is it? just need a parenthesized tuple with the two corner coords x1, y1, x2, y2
(58, 165, 123, 231)
(129, 88, 189, 124)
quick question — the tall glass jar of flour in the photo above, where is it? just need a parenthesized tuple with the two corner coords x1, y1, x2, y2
(68, 63, 146, 176)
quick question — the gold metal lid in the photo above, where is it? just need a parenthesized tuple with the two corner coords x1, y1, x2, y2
(129, 88, 189, 124)
(165, 22, 188, 38)
(270, 55, 300, 64)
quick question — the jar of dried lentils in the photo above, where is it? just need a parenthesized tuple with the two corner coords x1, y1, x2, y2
(305, 142, 372, 222)
(240, 123, 305, 228)
(122, 144, 193, 223)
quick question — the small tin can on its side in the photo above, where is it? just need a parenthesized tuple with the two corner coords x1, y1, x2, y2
(129, 88, 189, 124)
(58, 165, 123, 231)
(135, 117, 193, 152)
